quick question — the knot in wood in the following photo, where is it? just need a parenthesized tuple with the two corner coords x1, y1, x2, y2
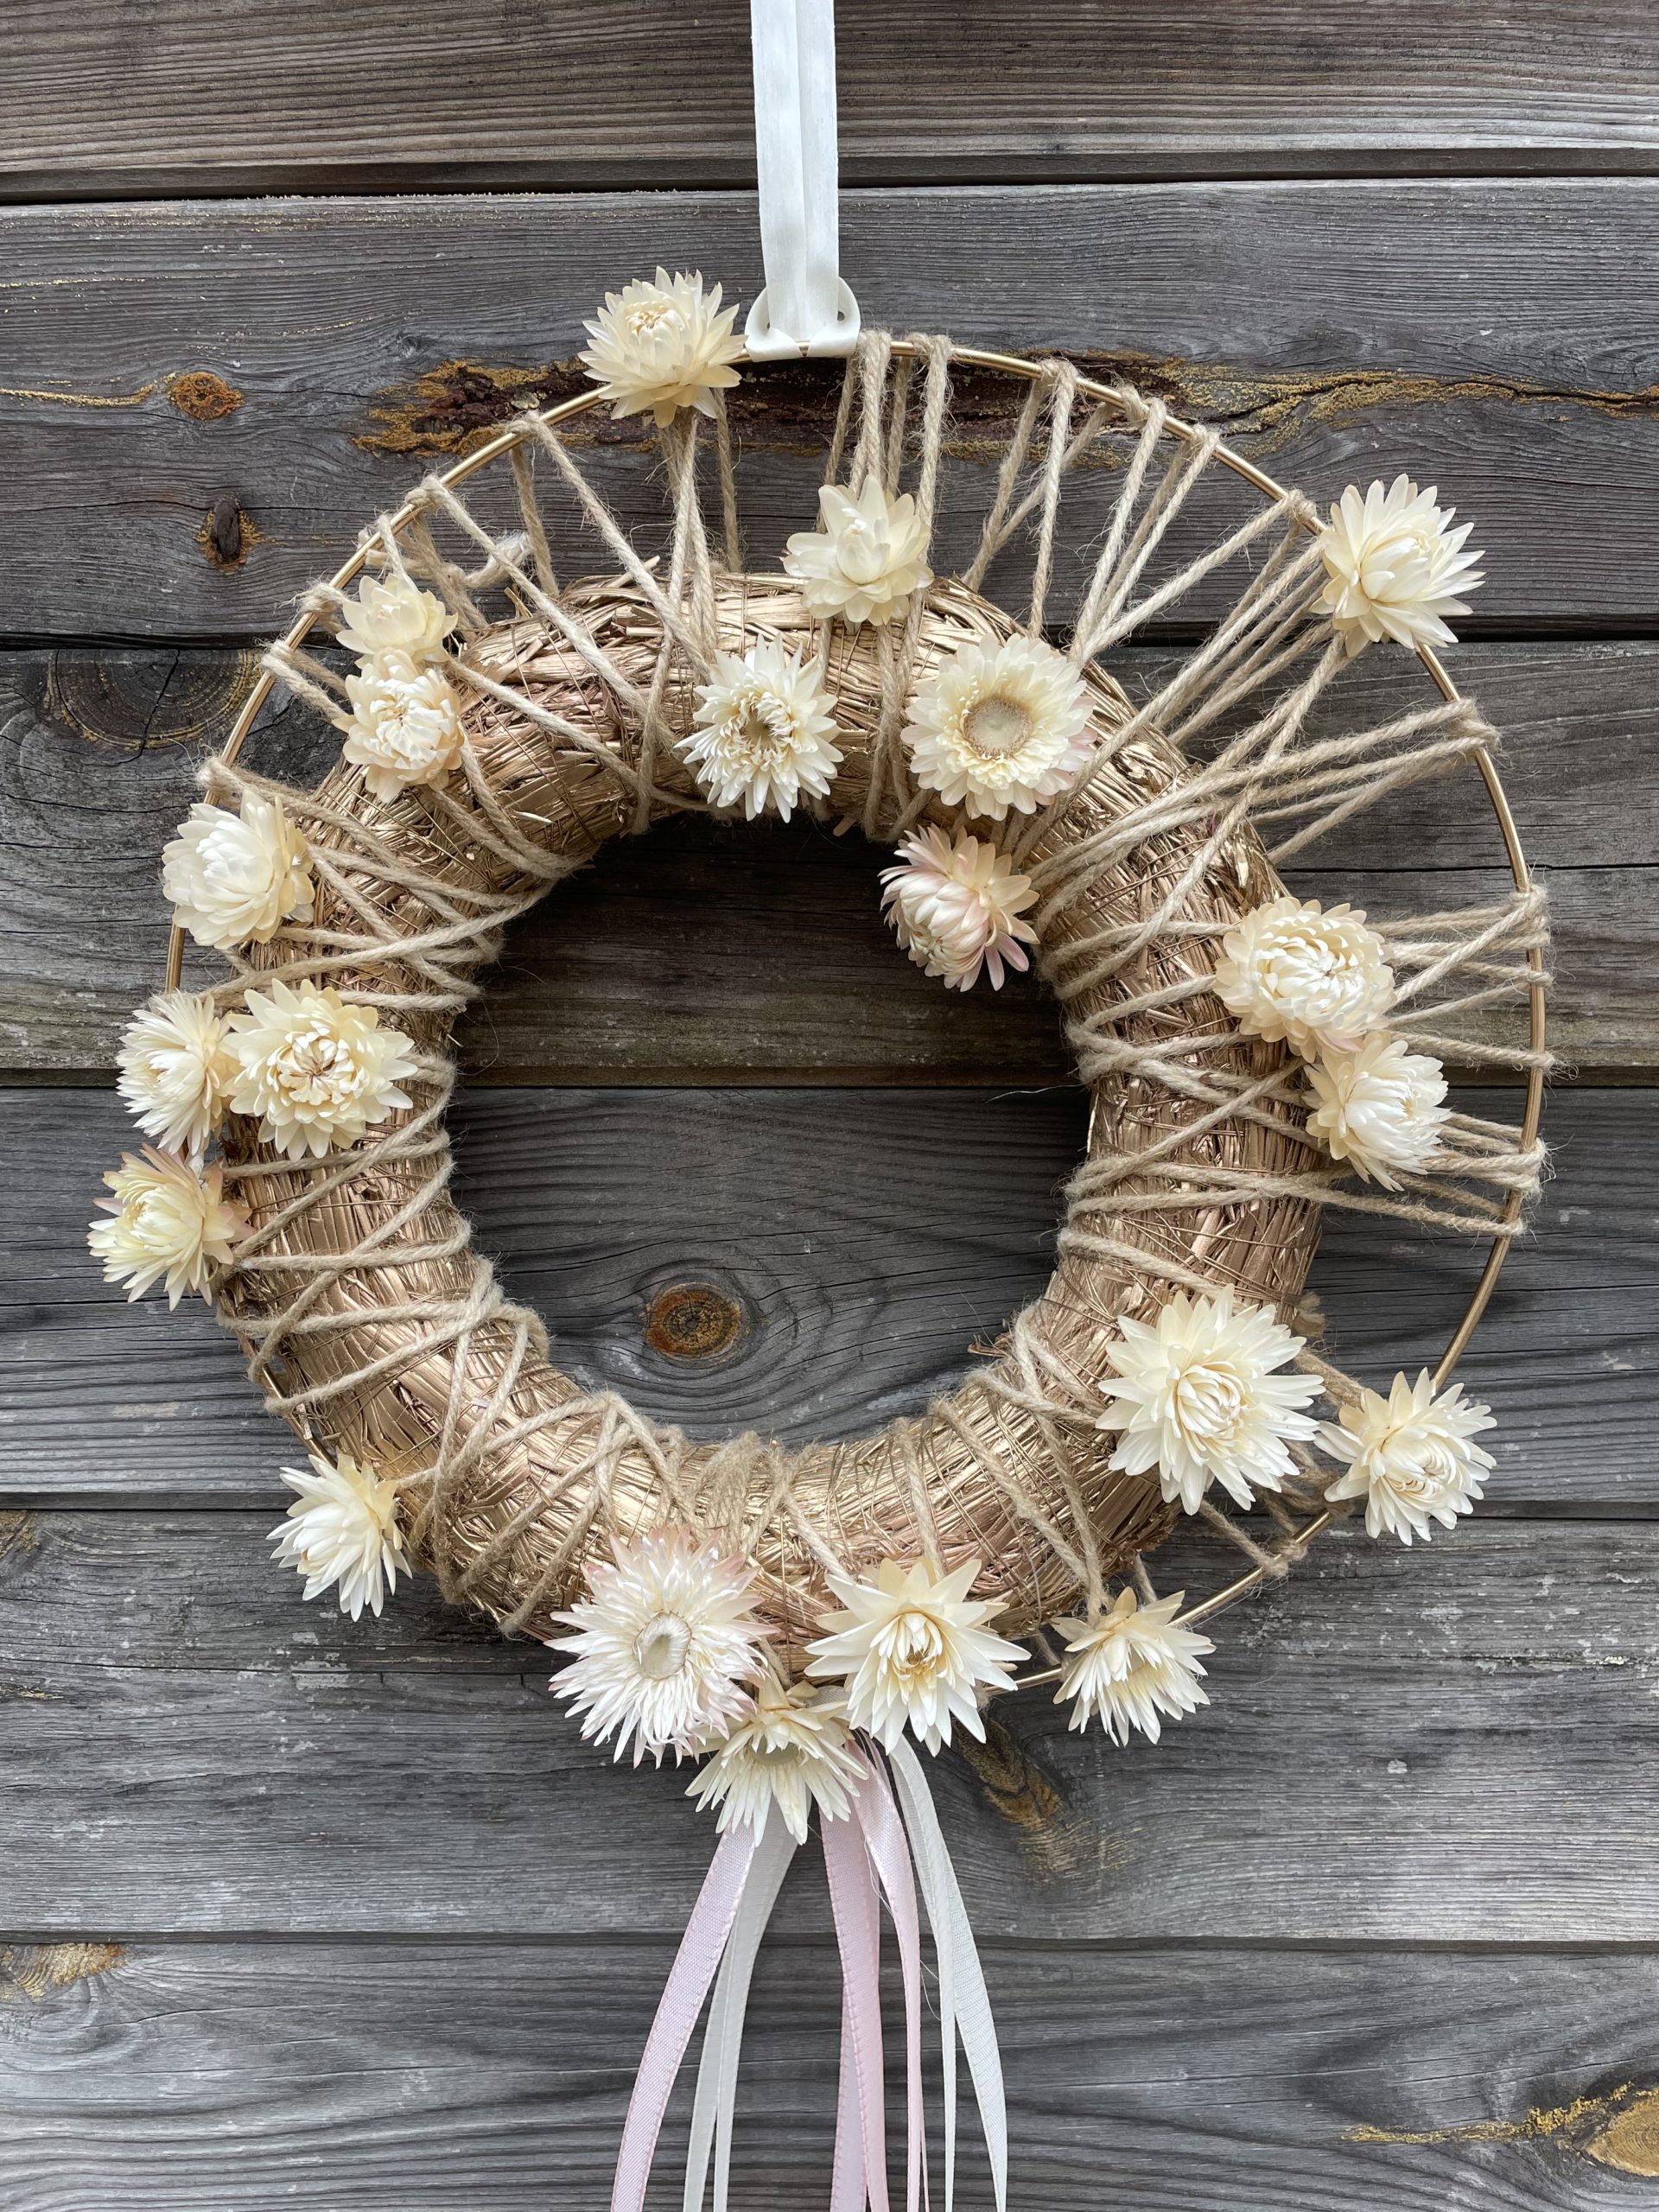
(645, 1281, 745, 1362)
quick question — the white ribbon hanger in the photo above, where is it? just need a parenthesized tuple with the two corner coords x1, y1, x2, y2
(745, 0, 861, 359)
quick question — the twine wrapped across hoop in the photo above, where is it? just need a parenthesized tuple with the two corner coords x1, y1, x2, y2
(143, 333, 1548, 1659)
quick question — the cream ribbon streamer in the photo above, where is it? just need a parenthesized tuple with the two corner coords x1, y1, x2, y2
(888, 1738, 1010, 2212)
(745, 0, 861, 358)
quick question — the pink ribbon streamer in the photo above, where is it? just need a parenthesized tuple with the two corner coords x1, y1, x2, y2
(611, 1821, 762, 2212)
(823, 1799, 890, 2212)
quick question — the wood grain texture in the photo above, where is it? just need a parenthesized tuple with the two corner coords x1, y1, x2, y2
(3, 1939, 1657, 2210)
(4, 1086, 1652, 1510)
(3, 641, 1649, 1083)
(5, 0, 1657, 200)
(3, 185, 1656, 637)
(0, 1508, 1654, 1941)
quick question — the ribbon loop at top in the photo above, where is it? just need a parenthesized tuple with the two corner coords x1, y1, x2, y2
(746, 0, 861, 359)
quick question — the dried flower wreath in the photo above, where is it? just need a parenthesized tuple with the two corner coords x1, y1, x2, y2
(98, 283, 1548, 2209)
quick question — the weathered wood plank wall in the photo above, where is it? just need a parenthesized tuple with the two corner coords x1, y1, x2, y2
(2, 5, 1656, 2207)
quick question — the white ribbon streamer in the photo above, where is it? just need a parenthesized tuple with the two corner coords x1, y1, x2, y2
(746, 0, 861, 358)
(888, 1738, 1010, 2212)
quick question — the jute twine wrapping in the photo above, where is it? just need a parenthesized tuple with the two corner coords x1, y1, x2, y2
(195, 336, 1548, 1656)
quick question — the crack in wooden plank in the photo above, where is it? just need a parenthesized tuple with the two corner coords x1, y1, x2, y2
(353, 350, 1659, 464)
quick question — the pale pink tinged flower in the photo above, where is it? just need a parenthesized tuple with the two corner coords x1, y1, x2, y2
(880, 824, 1038, 991)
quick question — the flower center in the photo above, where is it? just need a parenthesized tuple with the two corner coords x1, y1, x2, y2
(1170, 1359, 1245, 1443)
(730, 694, 797, 768)
(962, 692, 1033, 758)
(633, 1611, 692, 1680)
(837, 518, 887, 585)
(883, 1608, 946, 1687)
(626, 298, 681, 340)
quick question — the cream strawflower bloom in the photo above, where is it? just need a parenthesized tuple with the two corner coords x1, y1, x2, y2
(804, 1556, 1024, 1754)
(225, 982, 417, 1160)
(269, 1450, 409, 1620)
(1096, 1288, 1321, 1515)
(1216, 894, 1394, 1058)
(681, 639, 843, 821)
(551, 1531, 770, 1768)
(903, 635, 1095, 820)
(117, 990, 236, 1156)
(88, 1146, 246, 1308)
(880, 825, 1038, 991)
(1316, 474, 1484, 655)
(687, 1678, 866, 1844)
(335, 571, 455, 664)
(1307, 1032, 1450, 1188)
(783, 479, 933, 627)
(162, 791, 315, 953)
(1052, 1588, 1215, 1745)
(343, 649, 466, 800)
(579, 268, 743, 428)
(1322, 1370, 1496, 1544)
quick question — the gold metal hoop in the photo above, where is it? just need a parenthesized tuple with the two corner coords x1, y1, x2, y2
(167, 340, 1547, 1646)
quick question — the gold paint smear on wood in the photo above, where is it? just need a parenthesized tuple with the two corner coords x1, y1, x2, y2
(0, 380, 156, 409)
(0, 1943, 125, 2000)
(354, 350, 1659, 464)
(0, 1510, 35, 1562)
(1349, 2083, 1659, 2178)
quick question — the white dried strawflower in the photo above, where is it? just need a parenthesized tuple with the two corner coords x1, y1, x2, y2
(269, 1449, 408, 1620)
(1096, 1288, 1322, 1516)
(1316, 474, 1484, 656)
(88, 1146, 246, 1308)
(579, 267, 743, 429)
(343, 649, 466, 801)
(783, 479, 933, 627)
(1322, 1370, 1496, 1544)
(335, 571, 455, 664)
(162, 791, 315, 954)
(680, 639, 843, 821)
(687, 1678, 866, 1844)
(1216, 894, 1394, 1059)
(880, 825, 1038, 991)
(117, 990, 236, 1156)
(804, 1556, 1024, 1755)
(225, 981, 417, 1160)
(1307, 1032, 1450, 1188)
(550, 1531, 770, 1768)
(903, 635, 1095, 820)
(1052, 1587, 1215, 1745)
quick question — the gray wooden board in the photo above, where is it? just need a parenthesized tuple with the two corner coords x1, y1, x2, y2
(3, 1086, 1652, 1511)
(3, 1939, 1658, 2210)
(9, 0, 1659, 199)
(3, 185, 1658, 638)
(0, 1509, 1654, 1942)
(3, 640, 1649, 1084)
